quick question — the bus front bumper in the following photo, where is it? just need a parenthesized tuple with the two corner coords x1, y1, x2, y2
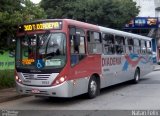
(16, 81, 74, 98)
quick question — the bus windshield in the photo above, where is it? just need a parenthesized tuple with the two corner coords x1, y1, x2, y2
(16, 32, 66, 69)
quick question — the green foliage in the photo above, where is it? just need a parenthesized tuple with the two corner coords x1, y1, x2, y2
(0, 70, 15, 89)
(0, 0, 47, 51)
(41, 0, 139, 29)
(21, 0, 47, 22)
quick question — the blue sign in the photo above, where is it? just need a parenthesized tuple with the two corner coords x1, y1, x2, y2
(35, 59, 45, 69)
(125, 17, 159, 29)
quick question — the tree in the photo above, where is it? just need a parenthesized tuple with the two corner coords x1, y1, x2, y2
(21, 0, 47, 22)
(41, 0, 75, 19)
(41, 0, 139, 29)
(0, 0, 46, 51)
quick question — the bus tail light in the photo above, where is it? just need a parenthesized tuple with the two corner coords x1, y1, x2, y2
(52, 76, 67, 86)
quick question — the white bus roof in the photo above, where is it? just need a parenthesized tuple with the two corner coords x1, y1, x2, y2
(99, 26, 152, 41)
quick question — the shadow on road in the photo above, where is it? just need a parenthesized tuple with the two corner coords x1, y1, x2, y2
(24, 80, 137, 106)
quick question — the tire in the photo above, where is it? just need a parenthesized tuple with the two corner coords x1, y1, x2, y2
(132, 68, 140, 84)
(87, 76, 100, 99)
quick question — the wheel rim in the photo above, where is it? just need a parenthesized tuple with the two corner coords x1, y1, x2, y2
(90, 80, 97, 95)
(135, 71, 139, 81)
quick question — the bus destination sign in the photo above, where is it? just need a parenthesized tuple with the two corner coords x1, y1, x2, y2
(20, 21, 62, 32)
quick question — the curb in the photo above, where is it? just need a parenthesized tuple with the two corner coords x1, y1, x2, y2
(153, 65, 160, 71)
(154, 69, 160, 71)
(0, 95, 30, 103)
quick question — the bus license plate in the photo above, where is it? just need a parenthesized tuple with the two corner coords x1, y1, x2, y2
(32, 89, 40, 93)
(42, 81, 49, 85)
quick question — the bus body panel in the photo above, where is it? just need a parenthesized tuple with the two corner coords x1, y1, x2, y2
(16, 81, 74, 97)
(16, 75, 90, 97)
(138, 54, 153, 77)
(101, 54, 134, 88)
(101, 53, 153, 88)
(68, 54, 101, 96)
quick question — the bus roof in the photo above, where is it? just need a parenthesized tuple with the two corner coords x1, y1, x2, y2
(20, 19, 152, 41)
(63, 19, 152, 41)
(22, 19, 98, 30)
(99, 26, 152, 41)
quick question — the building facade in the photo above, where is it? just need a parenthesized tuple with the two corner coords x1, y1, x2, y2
(133, 0, 160, 17)
(126, 0, 160, 63)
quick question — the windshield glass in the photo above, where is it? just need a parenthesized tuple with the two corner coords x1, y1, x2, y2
(16, 32, 66, 69)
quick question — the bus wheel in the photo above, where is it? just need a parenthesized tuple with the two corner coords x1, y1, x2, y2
(87, 76, 99, 99)
(132, 68, 140, 84)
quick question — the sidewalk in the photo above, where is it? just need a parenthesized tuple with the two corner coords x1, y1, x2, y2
(0, 88, 28, 103)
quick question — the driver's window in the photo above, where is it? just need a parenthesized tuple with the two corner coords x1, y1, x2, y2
(69, 27, 86, 66)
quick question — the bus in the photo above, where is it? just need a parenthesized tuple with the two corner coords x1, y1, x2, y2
(15, 19, 153, 98)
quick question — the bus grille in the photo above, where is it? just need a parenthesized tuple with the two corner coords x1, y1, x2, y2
(22, 73, 51, 80)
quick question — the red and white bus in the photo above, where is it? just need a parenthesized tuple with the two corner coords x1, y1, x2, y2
(15, 19, 153, 98)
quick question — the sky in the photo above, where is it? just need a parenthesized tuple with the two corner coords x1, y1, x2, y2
(135, 0, 155, 17)
(133, 0, 159, 17)
(30, 0, 41, 4)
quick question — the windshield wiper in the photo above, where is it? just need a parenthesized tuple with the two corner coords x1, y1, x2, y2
(38, 30, 51, 56)
(24, 33, 32, 55)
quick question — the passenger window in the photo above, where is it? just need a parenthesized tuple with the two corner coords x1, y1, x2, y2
(134, 39, 141, 54)
(126, 38, 134, 53)
(87, 31, 102, 54)
(141, 40, 147, 54)
(146, 41, 152, 54)
(103, 33, 115, 54)
(115, 35, 125, 54)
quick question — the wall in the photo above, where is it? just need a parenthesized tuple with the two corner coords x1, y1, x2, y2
(0, 51, 15, 70)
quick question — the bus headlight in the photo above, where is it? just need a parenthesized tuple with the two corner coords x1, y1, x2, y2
(60, 77, 65, 82)
(15, 76, 19, 80)
(15, 75, 22, 84)
(52, 76, 67, 86)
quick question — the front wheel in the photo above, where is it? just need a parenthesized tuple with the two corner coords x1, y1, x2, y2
(87, 76, 99, 99)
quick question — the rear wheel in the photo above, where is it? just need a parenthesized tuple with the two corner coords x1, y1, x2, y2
(132, 68, 140, 84)
(87, 76, 100, 98)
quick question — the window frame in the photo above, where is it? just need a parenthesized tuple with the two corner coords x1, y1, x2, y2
(69, 27, 86, 67)
(125, 37, 134, 54)
(87, 30, 102, 54)
(102, 33, 115, 55)
(114, 35, 125, 55)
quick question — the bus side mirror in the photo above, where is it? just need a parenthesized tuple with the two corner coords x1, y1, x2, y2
(74, 34, 80, 46)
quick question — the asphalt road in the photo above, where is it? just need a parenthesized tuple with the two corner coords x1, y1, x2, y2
(0, 70, 160, 111)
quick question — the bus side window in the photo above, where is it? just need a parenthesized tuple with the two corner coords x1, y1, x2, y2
(139, 40, 141, 54)
(146, 41, 152, 54)
(102, 33, 115, 55)
(141, 40, 147, 54)
(115, 35, 125, 54)
(69, 27, 86, 66)
(126, 38, 134, 54)
(134, 38, 141, 54)
(87, 31, 102, 54)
